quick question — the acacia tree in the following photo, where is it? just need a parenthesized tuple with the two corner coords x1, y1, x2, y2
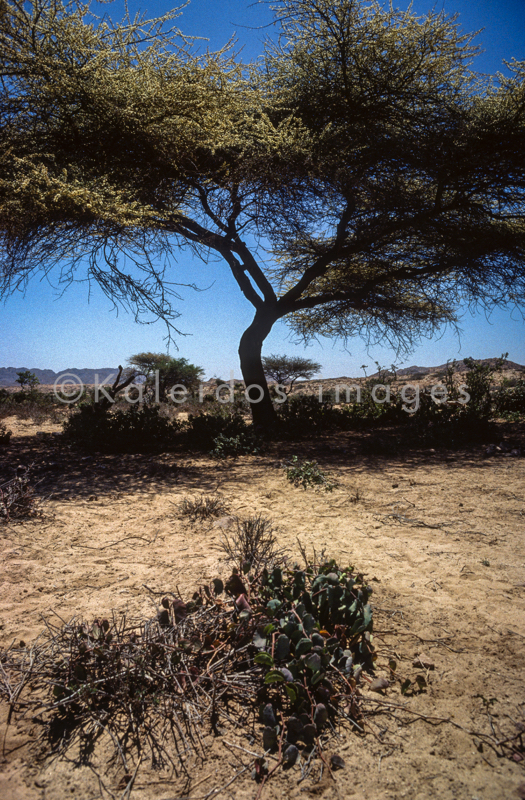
(1, 0, 524, 428)
(262, 355, 321, 394)
(127, 352, 204, 399)
(15, 370, 39, 391)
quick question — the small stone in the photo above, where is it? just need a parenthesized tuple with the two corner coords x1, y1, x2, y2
(330, 754, 345, 770)
(369, 677, 389, 693)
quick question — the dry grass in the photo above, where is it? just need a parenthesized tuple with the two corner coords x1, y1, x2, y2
(177, 493, 230, 521)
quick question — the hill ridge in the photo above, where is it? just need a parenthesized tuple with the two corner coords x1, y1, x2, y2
(0, 358, 523, 387)
(0, 367, 120, 387)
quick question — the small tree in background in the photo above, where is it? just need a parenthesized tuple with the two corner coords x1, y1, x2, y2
(15, 370, 40, 392)
(262, 355, 321, 395)
(127, 353, 204, 400)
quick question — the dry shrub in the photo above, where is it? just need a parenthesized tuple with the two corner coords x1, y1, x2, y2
(219, 514, 286, 573)
(0, 465, 44, 523)
(0, 551, 375, 790)
(178, 493, 229, 521)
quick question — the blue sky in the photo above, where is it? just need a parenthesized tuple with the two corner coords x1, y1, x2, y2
(1, 0, 524, 379)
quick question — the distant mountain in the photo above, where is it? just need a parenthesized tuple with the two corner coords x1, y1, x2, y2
(1, 357, 523, 388)
(370, 358, 525, 379)
(0, 367, 120, 387)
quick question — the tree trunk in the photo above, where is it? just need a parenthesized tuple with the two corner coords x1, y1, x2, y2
(238, 308, 278, 429)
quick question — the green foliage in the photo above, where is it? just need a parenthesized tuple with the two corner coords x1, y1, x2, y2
(273, 355, 521, 447)
(493, 378, 525, 417)
(285, 456, 335, 492)
(276, 393, 339, 434)
(127, 352, 204, 401)
(248, 558, 374, 748)
(15, 370, 40, 391)
(407, 355, 509, 445)
(276, 390, 406, 435)
(461, 356, 507, 422)
(63, 403, 181, 453)
(337, 393, 406, 428)
(211, 431, 262, 458)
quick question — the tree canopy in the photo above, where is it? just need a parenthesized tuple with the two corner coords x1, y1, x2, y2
(262, 355, 321, 394)
(15, 370, 39, 391)
(1, 0, 524, 426)
(127, 352, 204, 398)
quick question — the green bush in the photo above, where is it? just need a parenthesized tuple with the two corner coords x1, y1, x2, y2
(211, 431, 262, 458)
(407, 364, 500, 447)
(276, 393, 340, 435)
(277, 390, 407, 435)
(0, 389, 52, 407)
(459, 357, 498, 422)
(184, 408, 251, 450)
(337, 393, 406, 428)
(285, 456, 336, 491)
(249, 558, 374, 750)
(0, 389, 63, 422)
(493, 378, 525, 417)
(63, 403, 181, 452)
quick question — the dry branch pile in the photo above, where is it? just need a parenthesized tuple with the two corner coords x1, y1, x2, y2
(0, 464, 44, 523)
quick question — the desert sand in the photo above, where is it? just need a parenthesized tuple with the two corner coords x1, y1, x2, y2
(0, 413, 524, 800)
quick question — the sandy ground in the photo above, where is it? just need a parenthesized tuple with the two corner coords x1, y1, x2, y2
(0, 415, 524, 800)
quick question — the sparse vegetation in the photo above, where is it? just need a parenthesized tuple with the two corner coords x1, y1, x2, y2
(285, 456, 336, 492)
(0, 387, 63, 423)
